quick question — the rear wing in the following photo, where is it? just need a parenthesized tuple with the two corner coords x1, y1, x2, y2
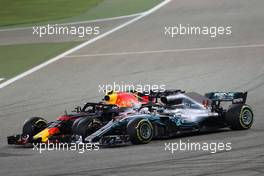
(205, 92, 247, 104)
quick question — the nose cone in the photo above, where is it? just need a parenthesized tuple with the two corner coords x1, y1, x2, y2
(33, 128, 50, 142)
(33, 127, 59, 143)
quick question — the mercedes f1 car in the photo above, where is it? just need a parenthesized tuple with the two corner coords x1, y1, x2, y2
(84, 91, 254, 145)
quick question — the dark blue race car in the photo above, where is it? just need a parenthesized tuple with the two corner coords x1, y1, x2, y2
(82, 91, 254, 145)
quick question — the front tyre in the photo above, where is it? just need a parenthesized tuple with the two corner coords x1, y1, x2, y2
(127, 118, 153, 144)
(226, 104, 254, 130)
(22, 117, 48, 137)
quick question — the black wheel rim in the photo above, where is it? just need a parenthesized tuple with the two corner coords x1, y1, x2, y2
(139, 123, 152, 139)
(242, 109, 253, 125)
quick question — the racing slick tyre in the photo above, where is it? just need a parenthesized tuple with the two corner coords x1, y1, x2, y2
(22, 117, 48, 137)
(74, 117, 103, 140)
(72, 117, 86, 134)
(127, 118, 154, 144)
(226, 104, 254, 130)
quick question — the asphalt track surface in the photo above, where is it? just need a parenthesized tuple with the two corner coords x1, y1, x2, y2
(0, 0, 264, 175)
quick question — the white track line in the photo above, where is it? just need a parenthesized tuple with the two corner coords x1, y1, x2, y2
(0, 0, 171, 89)
(0, 78, 5, 81)
(0, 13, 143, 32)
(66, 44, 264, 58)
(59, 13, 143, 25)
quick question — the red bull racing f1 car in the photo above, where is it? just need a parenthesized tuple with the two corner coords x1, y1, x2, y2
(7, 91, 150, 145)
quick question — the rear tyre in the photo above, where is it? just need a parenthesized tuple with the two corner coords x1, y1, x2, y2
(22, 117, 48, 137)
(72, 117, 86, 134)
(75, 117, 103, 140)
(127, 118, 153, 144)
(226, 104, 253, 130)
